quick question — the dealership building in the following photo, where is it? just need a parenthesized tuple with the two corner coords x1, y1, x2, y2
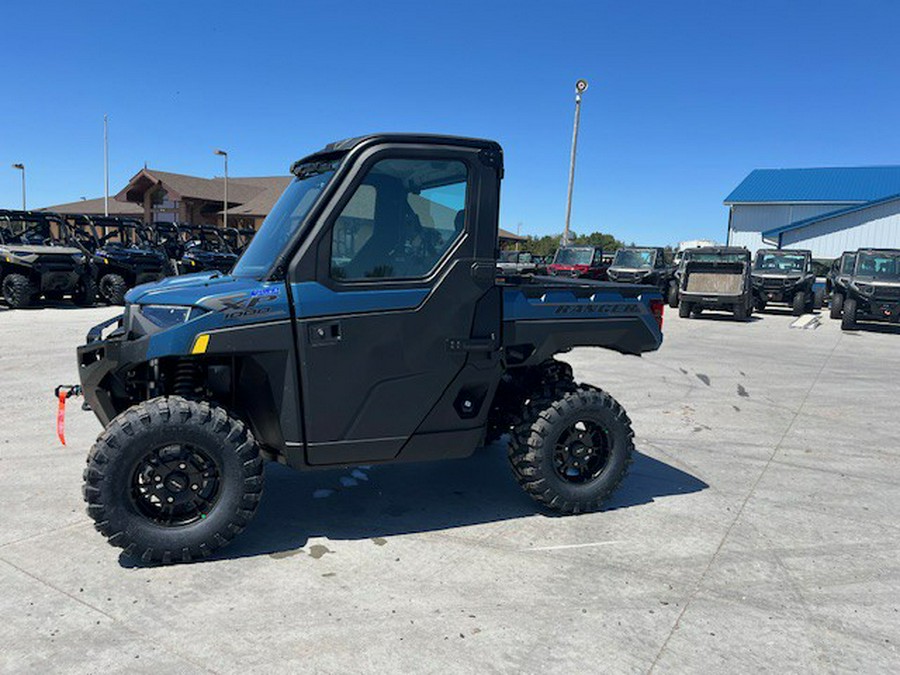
(724, 166, 900, 259)
(43, 166, 526, 243)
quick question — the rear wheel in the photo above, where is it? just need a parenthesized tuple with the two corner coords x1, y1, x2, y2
(508, 386, 633, 514)
(830, 293, 844, 320)
(678, 301, 692, 318)
(841, 297, 857, 330)
(734, 303, 749, 321)
(667, 281, 679, 309)
(83, 397, 264, 563)
(72, 275, 97, 307)
(2, 273, 36, 308)
(792, 291, 806, 316)
(99, 273, 128, 305)
(755, 298, 767, 312)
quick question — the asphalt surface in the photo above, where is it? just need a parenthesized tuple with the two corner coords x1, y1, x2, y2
(0, 302, 898, 673)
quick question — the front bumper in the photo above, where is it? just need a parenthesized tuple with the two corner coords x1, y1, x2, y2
(77, 314, 148, 426)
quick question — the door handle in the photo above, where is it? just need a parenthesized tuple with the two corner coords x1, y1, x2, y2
(447, 336, 496, 352)
(309, 320, 342, 345)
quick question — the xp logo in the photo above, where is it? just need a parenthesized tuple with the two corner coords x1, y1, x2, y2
(210, 292, 281, 320)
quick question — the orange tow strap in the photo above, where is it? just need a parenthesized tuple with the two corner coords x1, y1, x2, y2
(57, 390, 68, 446)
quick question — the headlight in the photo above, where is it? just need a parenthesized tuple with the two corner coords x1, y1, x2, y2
(854, 282, 875, 296)
(139, 304, 195, 328)
(751, 275, 763, 285)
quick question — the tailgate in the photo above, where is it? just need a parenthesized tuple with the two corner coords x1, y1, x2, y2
(683, 262, 745, 295)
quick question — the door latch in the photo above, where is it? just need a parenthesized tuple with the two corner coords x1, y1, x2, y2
(309, 320, 342, 345)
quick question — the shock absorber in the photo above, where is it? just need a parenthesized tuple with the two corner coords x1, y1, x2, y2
(173, 359, 200, 398)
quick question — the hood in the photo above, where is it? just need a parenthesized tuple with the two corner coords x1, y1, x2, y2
(1, 244, 83, 256)
(125, 272, 272, 306)
(609, 266, 651, 274)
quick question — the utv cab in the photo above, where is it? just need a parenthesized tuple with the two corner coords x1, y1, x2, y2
(0, 210, 94, 308)
(606, 247, 673, 294)
(751, 248, 822, 316)
(67, 215, 169, 305)
(179, 225, 239, 274)
(496, 250, 537, 277)
(676, 246, 753, 321)
(546, 245, 607, 280)
(840, 249, 900, 330)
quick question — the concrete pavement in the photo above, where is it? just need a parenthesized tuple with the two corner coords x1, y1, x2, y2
(0, 303, 897, 673)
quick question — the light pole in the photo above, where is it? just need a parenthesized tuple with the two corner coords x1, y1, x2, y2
(563, 79, 589, 246)
(214, 149, 228, 228)
(12, 163, 26, 210)
(104, 114, 110, 216)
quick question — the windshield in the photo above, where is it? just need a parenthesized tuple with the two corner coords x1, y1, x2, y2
(855, 252, 900, 280)
(754, 252, 807, 272)
(554, 247, 594, 266)
(612, 248, 655, 268)
(684, 251, 747, 264)
(232, 160, 339, 278)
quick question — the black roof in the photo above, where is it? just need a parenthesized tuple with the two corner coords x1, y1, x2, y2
(294, 133, 502, 173)
(755, 248, 812, 256)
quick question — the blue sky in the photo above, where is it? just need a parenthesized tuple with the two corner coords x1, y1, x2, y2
(2, 0, 900, 245)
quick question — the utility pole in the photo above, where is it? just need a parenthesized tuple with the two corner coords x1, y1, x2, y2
(12, 163, 25, 210)
(214, 149, 228, 228)
(104, 114, 109, 216)
(563, 79, 589, 246)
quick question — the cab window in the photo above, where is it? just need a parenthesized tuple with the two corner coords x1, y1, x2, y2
(330, 158, 468, 281)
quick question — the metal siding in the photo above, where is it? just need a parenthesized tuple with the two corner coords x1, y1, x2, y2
(728, 203, 858, 252)
(780, 200, 900, 258)
(727, 229, 766, 252)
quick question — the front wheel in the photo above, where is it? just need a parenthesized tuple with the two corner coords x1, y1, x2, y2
(841, 297, 857, 330)
(83, 397, 264, 563)
(792, 291, 806, 316)
(830, 293, 844, 320)
(508, 386, 633, 514)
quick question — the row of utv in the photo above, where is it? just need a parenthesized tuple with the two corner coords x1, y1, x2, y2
(498, 244, 900, 330)
(0, 209, 255, 308)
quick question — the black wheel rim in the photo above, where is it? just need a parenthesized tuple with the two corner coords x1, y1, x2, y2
(99, 277, 114, 299)
(553, 420, 611, 483)
(131, 444, 221, 526)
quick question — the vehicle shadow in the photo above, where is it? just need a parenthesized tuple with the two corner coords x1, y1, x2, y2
(844, 322, 900, 335)
(687, 313, 762, 323)
(120, 446, 708, 567)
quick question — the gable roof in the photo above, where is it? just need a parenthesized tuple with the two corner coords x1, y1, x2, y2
(761, 192, 900, 238)
(38, 196, 143, 216)
(724, 166, 900, 204)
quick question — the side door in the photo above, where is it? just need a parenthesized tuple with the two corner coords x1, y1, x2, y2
(290, 145, 501, 466)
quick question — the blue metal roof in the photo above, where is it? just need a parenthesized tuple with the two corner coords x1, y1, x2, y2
(724, 166, 900, 204)
(761, 192, 900, 238)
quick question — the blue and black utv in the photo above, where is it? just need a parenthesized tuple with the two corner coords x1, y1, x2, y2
(76, 134, 665, 563)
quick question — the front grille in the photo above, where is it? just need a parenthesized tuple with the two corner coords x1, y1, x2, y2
(874, 286, 900, 301)
(762, 279, 783, 290)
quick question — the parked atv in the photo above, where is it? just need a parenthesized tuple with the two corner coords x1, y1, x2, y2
(606, 247, 674, 295)
(67, 215, 170, 305)
(827, 251, 857, 320)
(223, 227, 256, 256)
(73, 133, 664, 563)
(751, 248, 823, 316)
(840, 249, 900, 330)
(0, 210, 95, 308)
(546, 245, 608, 280)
